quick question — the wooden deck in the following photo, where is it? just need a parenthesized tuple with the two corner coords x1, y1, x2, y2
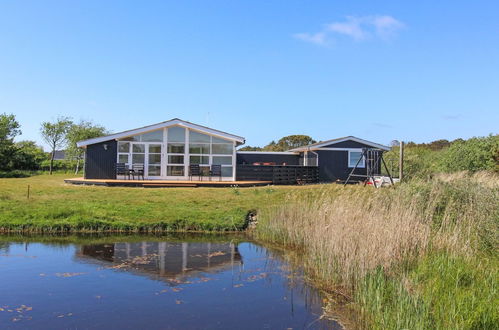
(64, 177, 272, 188)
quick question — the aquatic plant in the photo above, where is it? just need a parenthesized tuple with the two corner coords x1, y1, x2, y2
(256, 172, 499, 329)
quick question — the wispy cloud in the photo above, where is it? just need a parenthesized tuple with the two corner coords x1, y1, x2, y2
(293, 32, 328, 46)
(294, 15, 404, 46)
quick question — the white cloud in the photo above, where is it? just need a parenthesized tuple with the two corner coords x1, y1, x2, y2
(370, 16, 405, 39)
(327, 16, 367, 41)
(293, 32, 329, 46)
(294, 15, 404, 46)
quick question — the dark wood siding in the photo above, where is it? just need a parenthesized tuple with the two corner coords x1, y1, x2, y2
(84, 140, 117, 179)
(316, 150, 367, 182)
(236, 153, 300, 165)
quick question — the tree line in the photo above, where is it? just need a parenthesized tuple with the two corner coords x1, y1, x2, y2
(238, 134, 316, 151)
(0, 113, 107, 176)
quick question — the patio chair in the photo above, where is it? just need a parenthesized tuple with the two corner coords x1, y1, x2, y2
(116, 163, 129, 180)
(210, 164, 222, 181)
(131, 164, 145, 180)
(189, 164, 201, 181)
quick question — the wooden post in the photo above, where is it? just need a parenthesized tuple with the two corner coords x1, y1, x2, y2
(27, 185, 30, 199)
(399, 141, 404, 181)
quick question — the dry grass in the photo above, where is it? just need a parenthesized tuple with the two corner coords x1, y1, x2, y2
(255, 172, 499, 328)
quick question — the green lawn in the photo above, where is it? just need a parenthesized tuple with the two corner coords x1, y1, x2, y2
(0, 174, 311, 232)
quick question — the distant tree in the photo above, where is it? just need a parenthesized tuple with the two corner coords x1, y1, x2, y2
(0, 113, 21, 170)
(40, 116, 73, 174)
(238, 146, 263, 151)
(264, 135, 316, 151)
(66, 120, 107, 174)
(427, 139, 451, 151)
(263, 140, 278, 151)
(11, 141, 46, 170)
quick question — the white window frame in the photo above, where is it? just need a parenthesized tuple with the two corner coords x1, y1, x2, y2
(348, 150, 365, 168)
(117, 126, 237, 180)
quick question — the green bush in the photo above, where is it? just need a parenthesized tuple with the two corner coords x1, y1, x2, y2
(384, 135, 498, 178)
(437, 135, 499, 173)
(40, 159, 79, 172)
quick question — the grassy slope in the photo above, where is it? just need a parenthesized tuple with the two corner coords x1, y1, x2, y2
(0, 174, 308, 232)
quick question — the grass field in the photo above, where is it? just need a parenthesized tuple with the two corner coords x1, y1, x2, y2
(0, 174, 311, 232)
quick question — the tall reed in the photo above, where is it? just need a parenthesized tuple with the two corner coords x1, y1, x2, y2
(255, 172, 498, 328)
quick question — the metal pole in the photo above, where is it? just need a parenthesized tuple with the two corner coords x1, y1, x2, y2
(399, 141, 404, 181)
(27, 185, 30, 199)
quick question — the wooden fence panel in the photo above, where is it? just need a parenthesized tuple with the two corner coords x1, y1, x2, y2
(236, 165, 318, 184)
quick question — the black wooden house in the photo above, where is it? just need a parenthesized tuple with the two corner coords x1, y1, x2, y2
(77, 118, 389, 184)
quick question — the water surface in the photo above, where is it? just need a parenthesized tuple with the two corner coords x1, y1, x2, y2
(0, 235, 339, 329)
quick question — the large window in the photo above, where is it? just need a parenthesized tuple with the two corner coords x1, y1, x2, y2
(148, 144, 162, 176)
(188, 130, 234, 177)
(118, 142, 130, 166)
(118, 127, 235, 179)
(120, 130, 163, 142)
(348, 151, 365, 168)
(167, 127, 185, 176)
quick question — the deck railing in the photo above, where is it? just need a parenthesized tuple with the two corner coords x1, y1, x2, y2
(236, 165, 319, 185)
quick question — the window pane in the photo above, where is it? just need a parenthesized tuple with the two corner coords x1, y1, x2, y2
(149, 154, 161, 164)
(168, 126, 185, 142)
(141, 130, 163, 142)
(118, 142, 130, 153)
(167, 143, 184, 153)
(132, 144, 145, 153)
(212, 136, 231, 144)
(118, 154, 129, 163)
(189, 143, 210, 154)
(167, 166, 184, 176)
(189, 130, 211, 143)
(212, 144, 232, 154)
(349, 152, 363, 167)
(212, 156, 232, 165)
(221, 166, 233, 177)
(149, 144, 161, 153)
(190, 156, 209, 165)
(168, 155, 184, 164)
(132, 154, 145, 164)
(148, 165, 161, 176)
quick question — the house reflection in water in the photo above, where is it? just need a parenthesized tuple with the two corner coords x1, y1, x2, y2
(75, 242, 242, 282)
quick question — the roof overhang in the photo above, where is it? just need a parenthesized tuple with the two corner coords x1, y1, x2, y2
(77, 118, 246, 148)
(289, 136, 390, 152)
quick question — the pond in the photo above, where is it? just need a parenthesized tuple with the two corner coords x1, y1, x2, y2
(0, 234, 340, 329)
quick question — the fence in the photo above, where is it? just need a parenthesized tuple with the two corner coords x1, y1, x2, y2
(236, 165, 319, 185)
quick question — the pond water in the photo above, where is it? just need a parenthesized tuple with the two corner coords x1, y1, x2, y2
(0, 235, 340, 329)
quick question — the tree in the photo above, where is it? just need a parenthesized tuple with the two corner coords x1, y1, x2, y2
(264, 135, 316, 151)
(40, 116, 73, 174)
(238, 146, 263, 151)
(66, 120, 107, 174)
(0, 113, 21, 170)
(12, 141, 46, 170)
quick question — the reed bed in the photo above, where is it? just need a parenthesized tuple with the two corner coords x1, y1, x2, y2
(256, 172, 498, 329)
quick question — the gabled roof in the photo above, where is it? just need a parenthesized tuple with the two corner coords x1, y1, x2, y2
(288, 136, 390, 152)
(77, 118, 245, 147)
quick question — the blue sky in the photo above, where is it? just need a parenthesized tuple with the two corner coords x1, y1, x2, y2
(1, 1, 498, 149)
